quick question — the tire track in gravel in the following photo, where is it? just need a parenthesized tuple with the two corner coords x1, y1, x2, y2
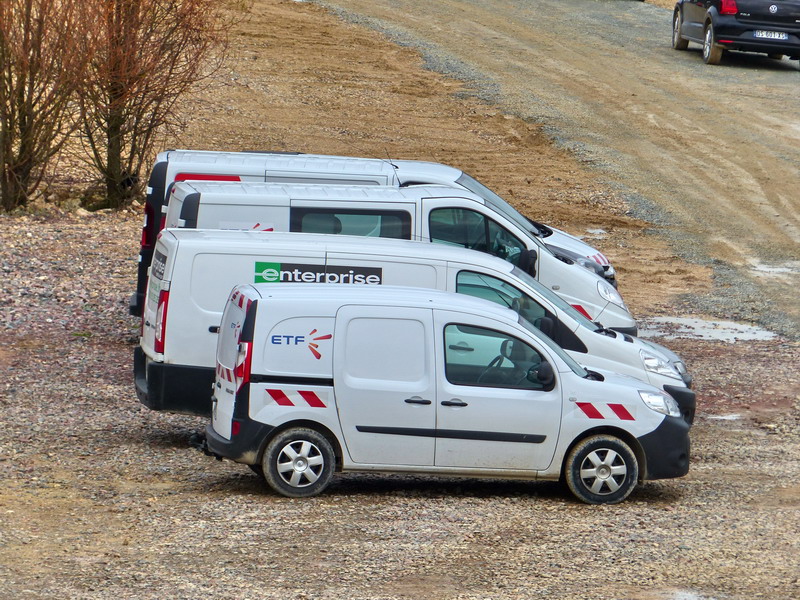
(317, 0, 800, 336)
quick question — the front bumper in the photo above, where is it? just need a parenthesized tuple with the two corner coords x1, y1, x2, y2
(638, 416, 691, 481)
(133, 346, 215, 416)
(664, 384, 696, 426)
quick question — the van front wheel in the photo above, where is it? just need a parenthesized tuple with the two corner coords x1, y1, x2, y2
(262, 428, 335, 498)
(565, 435, 638, 504)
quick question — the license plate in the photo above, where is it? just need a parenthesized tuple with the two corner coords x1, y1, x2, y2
(754, 30, 789, 40)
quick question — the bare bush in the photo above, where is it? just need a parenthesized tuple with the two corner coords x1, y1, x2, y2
(0, 0, 94, 211)
(78, 0, 231, 209)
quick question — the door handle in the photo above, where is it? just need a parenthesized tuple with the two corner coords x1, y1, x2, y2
(404, 397, 432, 405)
(441, 399, 468, 407)
(209, 325, 220, 333)
(448, 344, 474, 351)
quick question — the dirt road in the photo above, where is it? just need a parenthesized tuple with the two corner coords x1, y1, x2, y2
(319, 0, 800, 337)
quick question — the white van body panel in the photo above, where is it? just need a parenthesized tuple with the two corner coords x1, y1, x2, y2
(161, 181, 633, 332)
(208, 286, 687, 493)
(140, 230, 686, 397)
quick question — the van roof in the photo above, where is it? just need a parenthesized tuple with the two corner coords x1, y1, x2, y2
(161, 229, 517, 274)
(161, 150, 400, 177)
(158, 150, 464, 182)
(172, 180, 479, 204)
(246, 283, 521, 321)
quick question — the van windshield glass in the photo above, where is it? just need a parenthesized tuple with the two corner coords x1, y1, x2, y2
(517, 316, 589, 377)
(456, 172, 547, 252)
(511, 266, 600, 333)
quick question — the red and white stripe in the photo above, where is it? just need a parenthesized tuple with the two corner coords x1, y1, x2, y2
(216, 363, 235, 383)
(576, 402, 635, 421)
(265, 389, 328, 408)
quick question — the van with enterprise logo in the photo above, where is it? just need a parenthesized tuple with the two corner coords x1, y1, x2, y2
(163, 180, 634, 333)
(203, 284, 690, 504)
(130, 150, 615, 316)
(136, 230, 692, 420)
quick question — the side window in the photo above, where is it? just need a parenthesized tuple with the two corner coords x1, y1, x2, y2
(455, 271, 547, 325)
(429, 208, 525, 265)
(444, 324, 550, 390)
(291, 208, 411, 239)
(429, 208, 488, 251)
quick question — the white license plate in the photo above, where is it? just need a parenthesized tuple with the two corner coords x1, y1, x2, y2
(754, 30, 789, 40)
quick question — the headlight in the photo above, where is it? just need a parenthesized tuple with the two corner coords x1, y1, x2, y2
(597, 280, 626, 309)
(640, 349, 683, 380)
(639, 390, 681, 417)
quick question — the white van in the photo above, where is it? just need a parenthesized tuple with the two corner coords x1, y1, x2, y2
(203, 284, 690, 505)
(162, 180, 634, 331)
(136, 230, 692, 419)
(130, 150, 615, 316)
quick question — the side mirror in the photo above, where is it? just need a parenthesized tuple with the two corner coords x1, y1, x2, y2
(527, 361, 555, 388)
(518, 249, 537, 277)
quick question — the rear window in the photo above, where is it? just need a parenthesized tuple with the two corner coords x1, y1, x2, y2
(218, 294, 250, 370)
(151, 249, 168, 281)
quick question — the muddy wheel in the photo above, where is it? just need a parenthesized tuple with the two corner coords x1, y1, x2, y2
(703, 23, 723, 65)
(262, 428, 335, 498)
(672, 12, 688, 50)
(565, 435, 638, 504)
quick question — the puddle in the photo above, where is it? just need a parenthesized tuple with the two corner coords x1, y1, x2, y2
(637, 317, 777, 343)
(706, 414, 742, 421)
(747, 259, 800, 281)
(625, 587, 720, 600)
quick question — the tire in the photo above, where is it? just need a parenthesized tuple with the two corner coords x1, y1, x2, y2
(565, 435, 639, 504)
(703, 23, 723, 65)
(248, 463, 265, 478)
(262, 428, 335, 498)
(672, 12, 689, 50)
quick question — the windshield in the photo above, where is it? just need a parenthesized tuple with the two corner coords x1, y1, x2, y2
(517, 315, 588, 378)
(456, 172, 549, 251)
(510, 266, 601, 333)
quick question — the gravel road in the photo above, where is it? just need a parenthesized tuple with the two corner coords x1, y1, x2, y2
(317, 0, 800, 338)
(1, 1, 799, 599)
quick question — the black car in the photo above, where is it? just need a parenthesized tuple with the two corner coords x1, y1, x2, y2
(672, 0, 800, 65)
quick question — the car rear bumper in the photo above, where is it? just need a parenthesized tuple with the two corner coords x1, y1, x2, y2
(205, 420, 275, 465)
(714, 18, 800, 57)
(134, 346, 214, 415)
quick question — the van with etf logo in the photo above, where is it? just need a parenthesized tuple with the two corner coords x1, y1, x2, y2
(202, 284, 690, 505)
(136, 230, 692, 419)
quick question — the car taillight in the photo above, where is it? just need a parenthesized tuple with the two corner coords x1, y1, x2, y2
(234, 341, 253, 390)
(154, 290, 170, 354)
(720, 0, 737, 15)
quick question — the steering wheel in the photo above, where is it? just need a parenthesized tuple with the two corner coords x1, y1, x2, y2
(477, 354, 506, 384)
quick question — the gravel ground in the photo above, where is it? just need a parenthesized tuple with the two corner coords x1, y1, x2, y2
(1, 211, 799, 600)
(1, 1, 799, 598)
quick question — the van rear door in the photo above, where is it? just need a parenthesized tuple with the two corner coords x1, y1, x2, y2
(141, 237, 174, 358)
(212, 287, 256, 440)
(333, 305, 436, 466)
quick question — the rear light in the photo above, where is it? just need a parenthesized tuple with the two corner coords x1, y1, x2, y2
(231, 420, 241, 436)
(159, 213, 166, 232)
(234, 341, 253, 390)
(154, 290, 170, 354)
(720, 0, 737, 15)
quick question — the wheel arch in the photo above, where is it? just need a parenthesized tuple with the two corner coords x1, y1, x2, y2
(560, 426, 646, 483)
(257, 419, 345, 471)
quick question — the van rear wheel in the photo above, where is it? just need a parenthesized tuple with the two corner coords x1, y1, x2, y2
(565, 435, 638, 504)
(262, 428, 335, 498)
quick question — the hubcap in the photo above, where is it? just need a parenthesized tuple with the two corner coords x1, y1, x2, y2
(579, 448, 628, 495)
(276, 440, 324, 488)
